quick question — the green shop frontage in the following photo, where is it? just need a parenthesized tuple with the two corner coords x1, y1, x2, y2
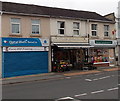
(89, 40, 117, 67)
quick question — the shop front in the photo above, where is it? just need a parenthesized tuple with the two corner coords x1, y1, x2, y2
(89, 40, 117, 67)
(117, 39, 120, 66)
(51, 36, 91, 72)
(2, 37, 49, 78)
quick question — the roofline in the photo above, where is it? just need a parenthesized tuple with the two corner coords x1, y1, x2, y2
(89, 19, 115, 24)
(1, 1, 96, 14)
(2, 11, 50, 17)
(2, 11, 114, 23)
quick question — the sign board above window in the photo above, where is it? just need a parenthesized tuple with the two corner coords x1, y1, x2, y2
(95, 40, 113, 44)
(90, 40, 117, 47)
(2, 38, 49, 47)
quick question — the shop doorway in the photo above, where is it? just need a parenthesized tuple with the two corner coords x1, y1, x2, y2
(52, 46, 87, 71)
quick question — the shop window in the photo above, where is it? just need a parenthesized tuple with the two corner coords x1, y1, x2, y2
(90, 49, 109, 63)
(73, 22, 79, 35)
(32, 19, 40, 34)
(11, 18, 20, 34)
(91, 24, 97, 36)
(57, 21, 65, 35)
(104, 25, 109, 36)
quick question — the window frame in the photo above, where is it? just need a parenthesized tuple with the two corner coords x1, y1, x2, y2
(73, 22, 80, 36)
(91, 24, 97, 36)
(31, 19, 40, 34)
(104, 25, 109, 37)
(57, 21, 65, 35)
(11, 18, 21, 34)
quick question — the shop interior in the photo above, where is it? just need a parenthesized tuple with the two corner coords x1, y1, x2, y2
(52, 46, 88, 72)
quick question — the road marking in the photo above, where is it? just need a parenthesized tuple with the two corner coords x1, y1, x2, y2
(99, 76, 110, 80)
(107, 87, 119, 91)
(57, 97, 74, 100)
(75, 93, 87, 97)
(66, 77, 71, 79)
(111, 75, 115, 77)
(93, 78, 99, 81)
(85, 79, 92, 82)
(91, 90, 104, 94)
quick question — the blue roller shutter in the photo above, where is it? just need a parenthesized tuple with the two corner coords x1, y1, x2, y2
(2, 51, 48, 78)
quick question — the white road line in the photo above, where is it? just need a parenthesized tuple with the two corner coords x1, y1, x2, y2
(57, 97, 74, 100)
(93, 78, 99, 81)
(91, 90, 104, 94)
(107, 87, 119, 91)
(66, 77, 71, 79)
(85, 79, 92, 82)
(111, 75, 115, 77)
(75, 93, 87, 97)
(99, 76, 110, 80)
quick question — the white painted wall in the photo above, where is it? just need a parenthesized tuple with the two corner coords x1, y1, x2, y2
(50, 18, 115, 40)
(50, 18, 87, 37)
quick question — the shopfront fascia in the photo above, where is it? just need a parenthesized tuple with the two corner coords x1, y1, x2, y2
(89, 40, 117, 67)
(51, 36, 93, 71)
(2, 37, 49, 78)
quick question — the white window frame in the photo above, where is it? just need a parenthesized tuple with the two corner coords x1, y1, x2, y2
(91, 24, 97, 36)
(57, 21, 65, 35)
(31, 19, 40, 34)
(11, 18, 20, 34)
(73, 22, 80, 36)
(104, 25, 109, 37)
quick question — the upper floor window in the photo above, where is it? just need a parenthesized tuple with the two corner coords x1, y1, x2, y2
(11, 18, 20, 34)
(32, 19, 40, 34)
(104, 25, 109, 36)
(57, 21, 65, 35)
(73, 22, 79, 35)
(91, 24, 97, 36)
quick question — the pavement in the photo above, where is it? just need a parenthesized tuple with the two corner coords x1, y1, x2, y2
(2, 66, 120, 85)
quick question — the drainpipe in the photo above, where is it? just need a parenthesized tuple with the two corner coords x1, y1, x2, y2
(86, 19, 90, 62)
(0, 11, 2, 78)
(0, 10, 2, 101)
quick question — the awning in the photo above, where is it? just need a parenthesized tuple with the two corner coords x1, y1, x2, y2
(52, 43, 94, 49)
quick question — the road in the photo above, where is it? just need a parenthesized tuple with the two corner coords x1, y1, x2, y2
(2, 70, 119, 100)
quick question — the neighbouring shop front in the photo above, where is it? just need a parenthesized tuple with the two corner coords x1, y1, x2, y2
(89, 40, 117, 67)
(117, 39, 120, 66)
(51, 36, 92, 72)
(2, 37, 49, 78)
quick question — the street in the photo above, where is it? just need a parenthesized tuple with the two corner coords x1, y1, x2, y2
(2, 70, 119, 100)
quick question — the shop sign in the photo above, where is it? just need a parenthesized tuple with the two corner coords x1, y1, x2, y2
(2, 38, 49, 47)
(3, 47, 49, 52)
(90, 40, 117, 47)
(95, 40, 112, 44)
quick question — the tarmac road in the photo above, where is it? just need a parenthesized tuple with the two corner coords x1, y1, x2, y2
(2, 69, 119, 100)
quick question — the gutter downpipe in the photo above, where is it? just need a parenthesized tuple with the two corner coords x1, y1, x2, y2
(0, 10, 2, 101)
(87, 19, 90, 62)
